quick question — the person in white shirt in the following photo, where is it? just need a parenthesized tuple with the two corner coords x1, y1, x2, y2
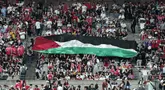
(3, 24, 8, 32)
(99, 75, 105, 80)
(87, 61, 91, 66)
(141, 68, 150, 81)
(120, 21, 127, 28)
(55, 27, 62, 35)
(72, 3, 77, 9)
(118, 13, 125, 20)
(57, 19, 62, 27)
(67, 22, 72, 28)
(107, 27, 116, 33)
(57, 84, 63, 90)
(7, 4, 13, 14)
(139, 18, 146, 30)
(76, 3, 82, 10)
(102, 6, 106, 12)
(101, 11, 106, 19)
(65, 75, 70, 80)
(35, 20, 41, 36)
(82, 4, 87, 13)
(47, 20, 52, 29)
(96, 4, 101, 11)
(45, 30, 52, 36)
(19, 31, 26, 40)
(80, 74, 85, 80)
(119, 8, 125, 13)
(54, 9, 60, 15)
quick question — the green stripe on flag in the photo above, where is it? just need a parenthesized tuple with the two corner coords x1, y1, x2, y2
(37, 47, 137, 58)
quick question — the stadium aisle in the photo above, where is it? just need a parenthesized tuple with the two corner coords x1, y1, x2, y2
(25, 53, 38, 80)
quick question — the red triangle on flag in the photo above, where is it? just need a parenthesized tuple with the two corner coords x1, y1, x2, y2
(32, 36, 60, 51)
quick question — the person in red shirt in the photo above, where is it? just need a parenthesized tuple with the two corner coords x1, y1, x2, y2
(152, 40, 159, 50)
(86, 16, 93, 26)
(103, 58, 109, 68)
(85, 2, 92, 11)
(15, 80, 22, 90)
(77, 62, 81, 72)
(6, 46, 12, 55)
(47, 72, 53, 81)
(72, 15, 78, 22)
(62, 27, 67, 34)
(67, 27, 72, 33)
(17, 46, 24, 57)
(12, 45, 17, 56)
(87, 26, 92, 34)
(63, 3, 68, 13)
(102, 79, 108, 90)
(155, 39, 161, 49)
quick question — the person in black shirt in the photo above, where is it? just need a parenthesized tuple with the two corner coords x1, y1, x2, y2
(131, 18, 136, 33)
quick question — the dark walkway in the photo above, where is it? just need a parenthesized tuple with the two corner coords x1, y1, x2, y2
(25, 53, 38, 80)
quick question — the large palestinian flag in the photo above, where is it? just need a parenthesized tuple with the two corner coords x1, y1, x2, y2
(32, 34, 138, 58)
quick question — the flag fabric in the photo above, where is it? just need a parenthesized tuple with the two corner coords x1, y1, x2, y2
(32, 34, 138, 58)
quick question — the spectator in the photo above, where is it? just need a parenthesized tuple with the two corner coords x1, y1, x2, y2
(35, 20, 41, 36)
(102, 79, 108, 90)
(57, 84, 63, 90)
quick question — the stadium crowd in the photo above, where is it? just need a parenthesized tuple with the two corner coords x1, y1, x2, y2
(0, 0, 26, 80)
(36, 54, 134, 81)
(0, 0, 165, 90)
(1, 79, 133, 90)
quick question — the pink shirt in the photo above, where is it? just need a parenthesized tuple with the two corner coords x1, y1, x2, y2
(17, 46, 24, 56)
(77, 64, 81, 72)
(6, 47, 12, 55)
